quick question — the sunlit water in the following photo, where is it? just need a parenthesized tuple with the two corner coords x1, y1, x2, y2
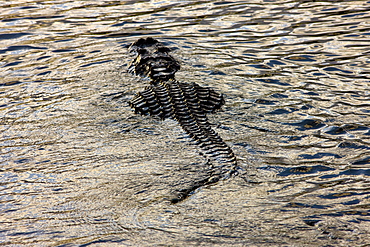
(1, 1, 370, 246)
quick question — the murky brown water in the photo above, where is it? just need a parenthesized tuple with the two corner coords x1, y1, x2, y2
(1, 1, 370, 246)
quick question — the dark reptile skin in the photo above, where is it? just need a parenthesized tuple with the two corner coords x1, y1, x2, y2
(128, 38, 238, 202)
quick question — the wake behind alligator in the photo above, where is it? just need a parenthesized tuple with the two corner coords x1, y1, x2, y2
(128, 37, 238, 202)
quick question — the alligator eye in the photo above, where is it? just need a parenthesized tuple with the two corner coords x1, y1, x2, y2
(137, 48, 147, 54)
(157, 47, 171, 53)
(145, 37, 158, 45)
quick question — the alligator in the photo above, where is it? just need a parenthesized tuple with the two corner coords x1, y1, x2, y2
(127, 37, 238, 202)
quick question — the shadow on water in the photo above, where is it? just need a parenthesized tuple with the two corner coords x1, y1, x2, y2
(1, 0, 370, 246)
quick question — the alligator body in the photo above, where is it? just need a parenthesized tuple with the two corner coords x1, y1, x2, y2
(128, 37, 238, 202)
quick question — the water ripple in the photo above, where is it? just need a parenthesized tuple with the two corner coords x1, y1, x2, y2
(1, 0, 370, 245)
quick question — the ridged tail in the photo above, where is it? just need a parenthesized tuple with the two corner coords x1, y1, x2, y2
(129, 80, 237, 176)
(168, 82, 237, 170)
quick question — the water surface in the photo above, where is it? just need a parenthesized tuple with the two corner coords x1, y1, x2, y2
(1, 0, 370, 246)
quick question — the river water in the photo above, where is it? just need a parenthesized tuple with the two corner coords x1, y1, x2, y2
(1, 1, 370, 246)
